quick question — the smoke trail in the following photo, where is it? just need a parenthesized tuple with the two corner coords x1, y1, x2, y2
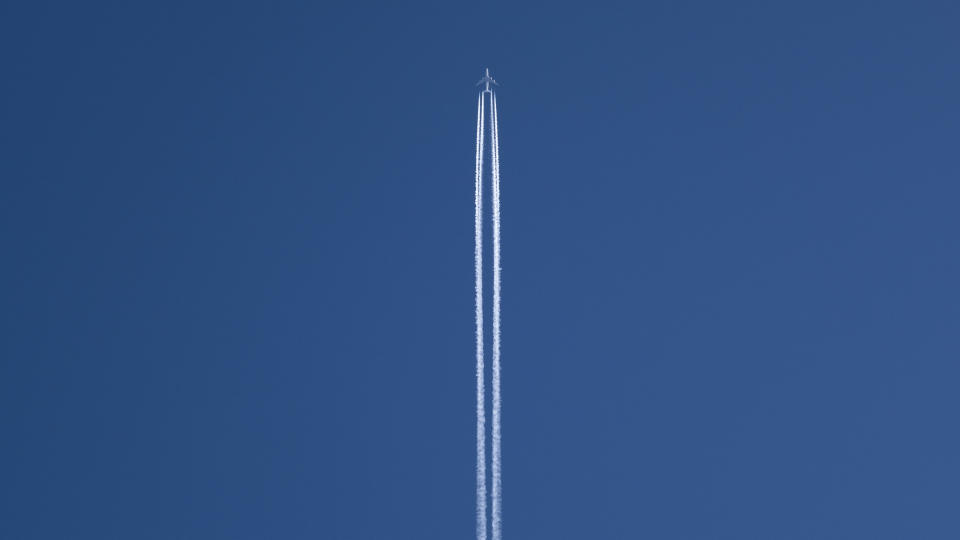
(490, 92, 503, 540)
(474, 92, 488, 540)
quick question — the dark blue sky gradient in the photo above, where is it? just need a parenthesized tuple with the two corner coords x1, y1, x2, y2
(2, 2, 959, 538)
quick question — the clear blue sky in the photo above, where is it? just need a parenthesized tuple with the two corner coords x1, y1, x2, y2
(2, 2, 959, 538)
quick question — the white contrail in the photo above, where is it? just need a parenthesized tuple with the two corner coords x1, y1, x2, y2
(474, 92, 488, 540)
(490, 92, 503, 540)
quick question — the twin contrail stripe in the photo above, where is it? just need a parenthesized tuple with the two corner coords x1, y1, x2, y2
(474, 92, 488, 540)
(490, 93, 503, 540)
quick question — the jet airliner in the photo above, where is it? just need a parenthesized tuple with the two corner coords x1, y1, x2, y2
(477, 68, 499, 93)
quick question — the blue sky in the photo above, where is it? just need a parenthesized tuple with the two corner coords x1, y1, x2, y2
(2, 2, 959, 538)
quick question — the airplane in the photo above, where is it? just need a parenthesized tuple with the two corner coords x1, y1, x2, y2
(476, 68, 499, 93)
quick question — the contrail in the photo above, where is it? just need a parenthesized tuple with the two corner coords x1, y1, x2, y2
(490, 92, 503, 540)
(474, 92, 488, 540)
(474, 74, 503, 540)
